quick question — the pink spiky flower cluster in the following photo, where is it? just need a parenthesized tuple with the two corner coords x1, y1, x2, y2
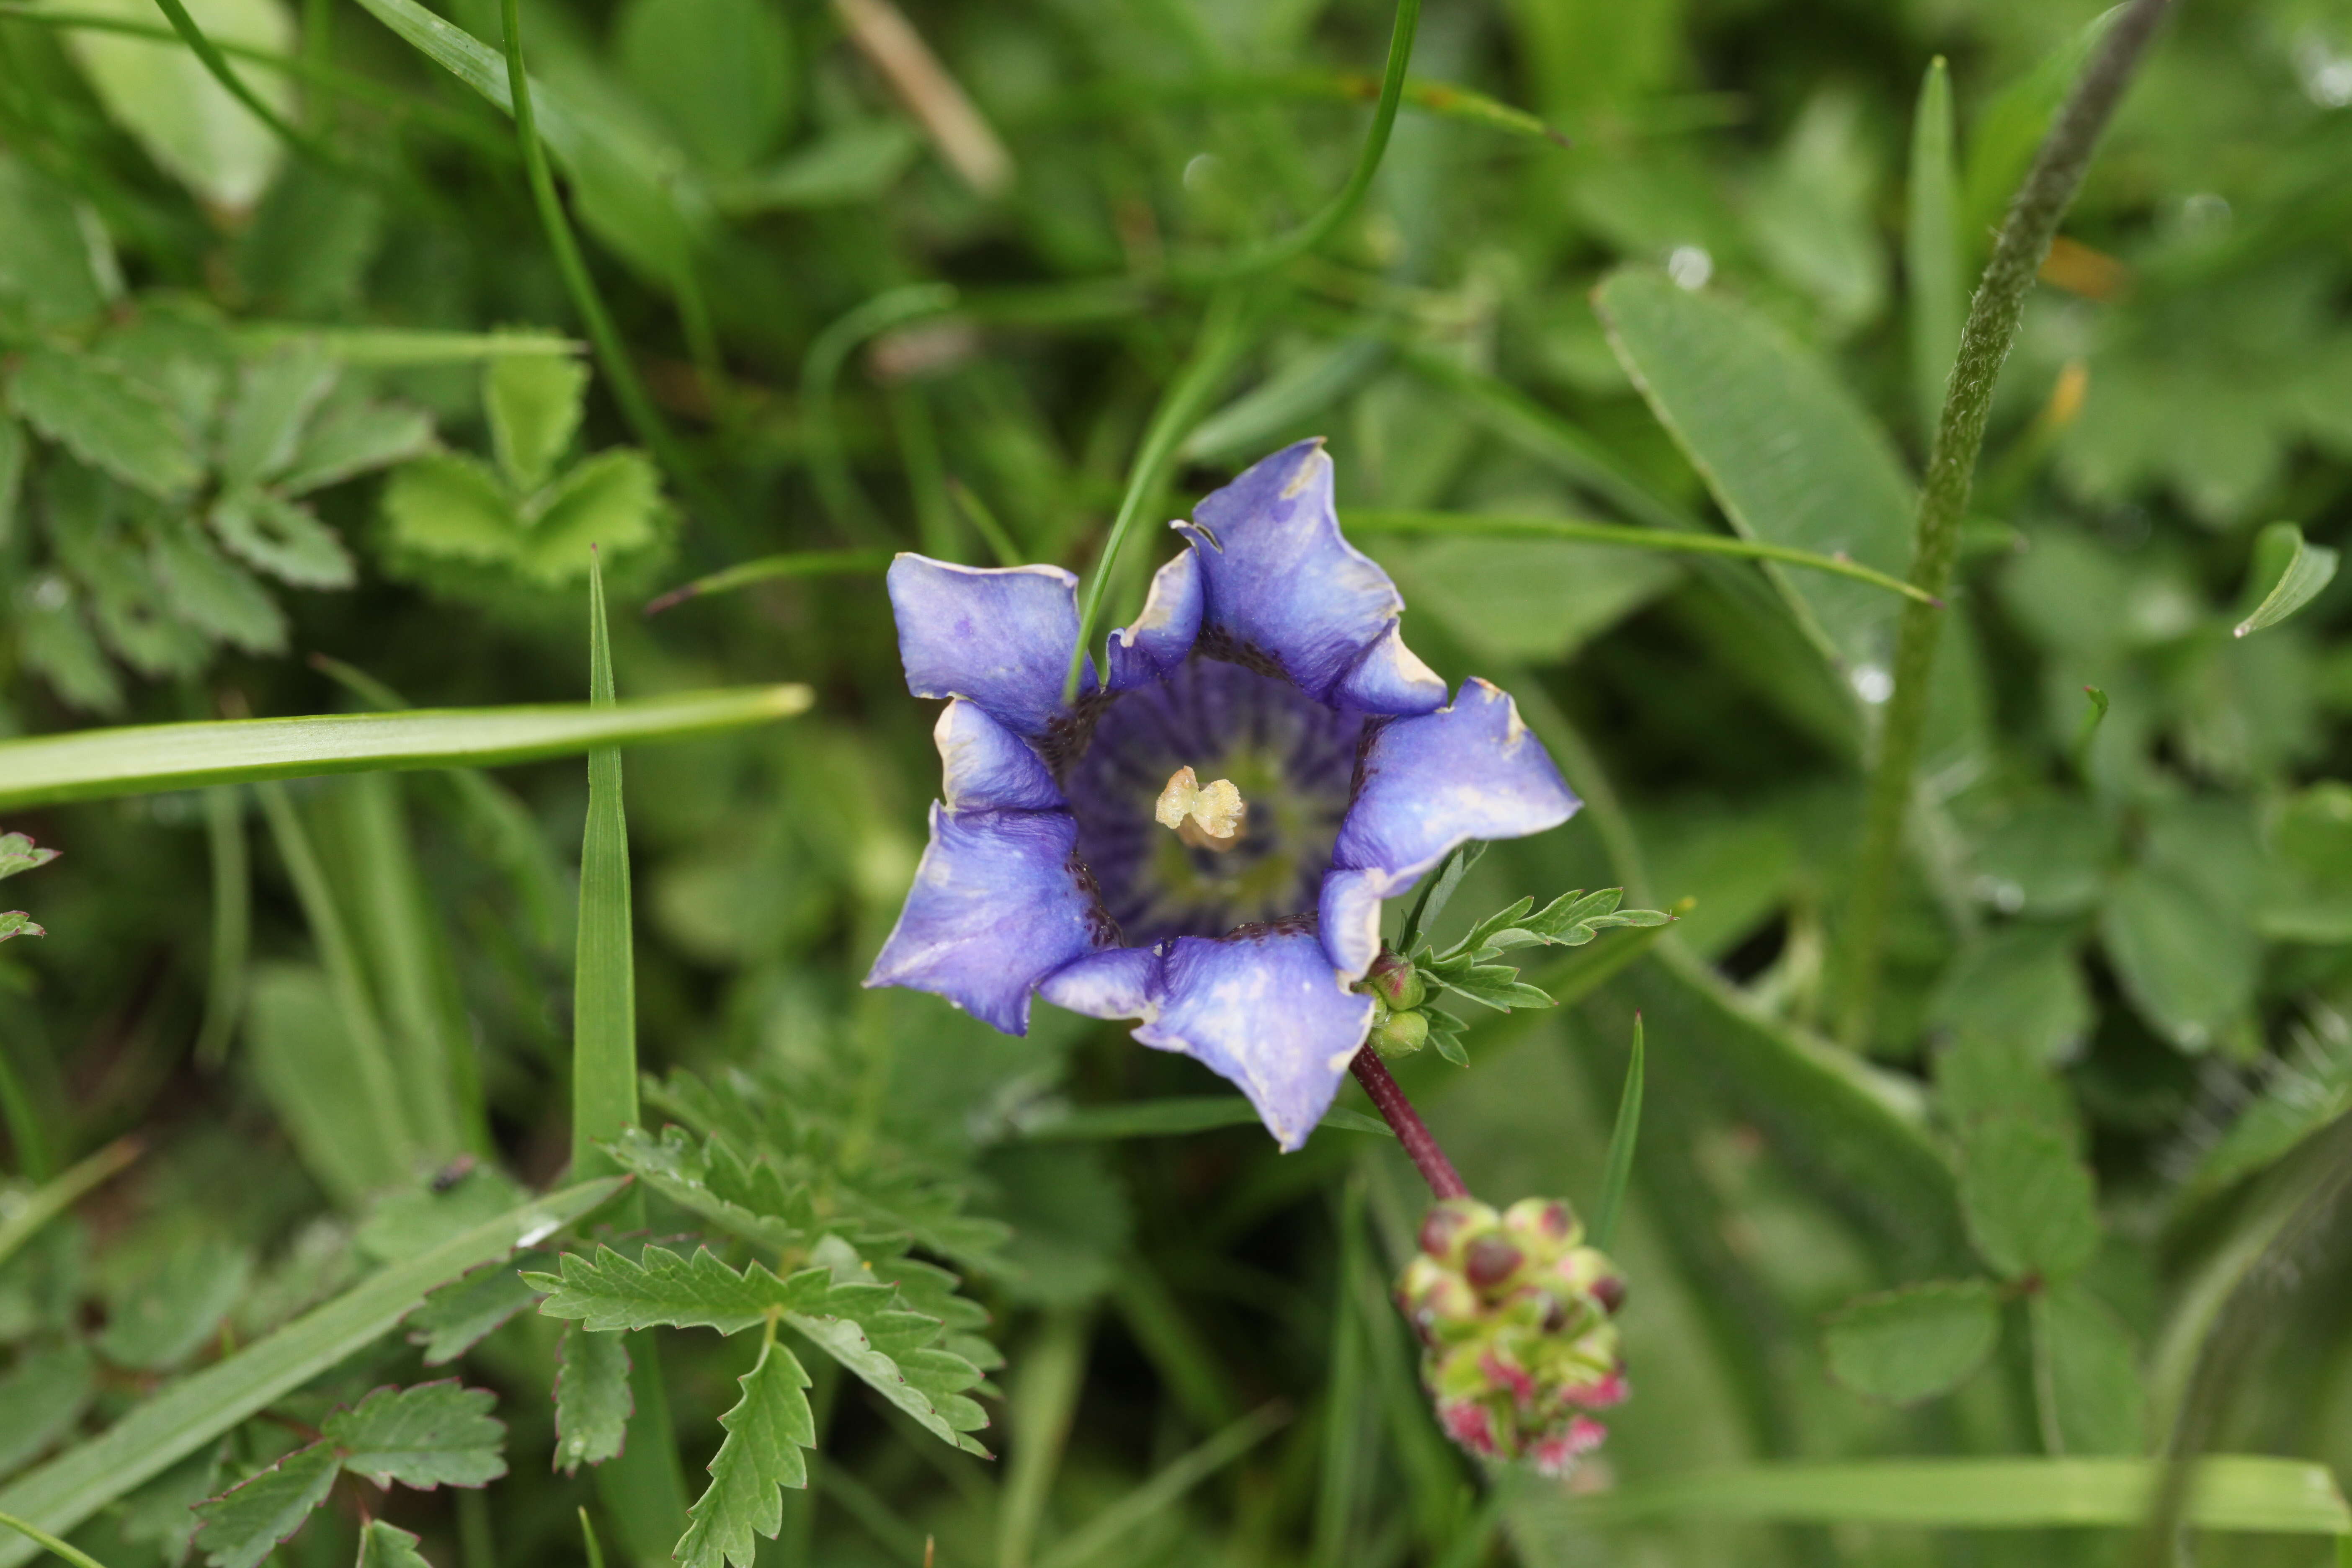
(1397, 1196, 1628, 1477)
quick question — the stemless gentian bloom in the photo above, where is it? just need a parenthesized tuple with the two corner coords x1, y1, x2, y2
(865, 440, 1579, 1149)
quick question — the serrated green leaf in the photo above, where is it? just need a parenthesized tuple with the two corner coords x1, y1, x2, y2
(603, 1127, 807, 1253)
(676, 1336, 814, 1568)
(0, 1344, 93, 1476)
(209, 492, 356, 589)
(406, 1258, 546, 1364)
(219, 343, 338, 493)
(2233, 520, 2339, 637)
(382, 450, 521, 563)
(191, 1443, 338, 1568)
(354, 1521, 433, 1568)
(525, 1245, 825, 1334)
(554, 1325, 632, 1474)
(148, 519, 288, 654)
(1423, 960, 1553, 1013)
(0, 1179, 625, 1568)
(518, 450, 665, 582)
(275, 401, 435, 496)
(782, 1237, 990, 1455)
(0, 835, 59, 882)
(1822, 1279, 2000, 1405)
(0, 913, 44, 942)
(13, 580, 123, 714)
(322, 1380, 505, 1490)
(1595, 268, 1915, 672)
(0, 155, 110, 328)
(486, 353, 585, 492)
(1958, 1114, 2099, 1284)
(98, 1237, 253, 1372)
(8, 346, 201, 499)
(2031, 1283, 2144, 1456)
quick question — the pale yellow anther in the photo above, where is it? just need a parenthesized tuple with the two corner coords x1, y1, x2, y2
(1155, 766, 1248, 853)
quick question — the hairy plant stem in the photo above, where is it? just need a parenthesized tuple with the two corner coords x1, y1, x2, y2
(1836, 0, 2175, 1047)
(1350, 1049, 1467, 1201)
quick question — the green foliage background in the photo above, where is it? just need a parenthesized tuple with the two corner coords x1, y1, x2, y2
(5, 0, 2352, 1562)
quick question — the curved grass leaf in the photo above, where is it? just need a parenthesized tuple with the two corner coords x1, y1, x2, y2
(0, 687, 812, 810)
(1589, 1014, 1645, 1252)
(1530, 1456, 2350, 1534)
(2234, 521, 2339, 638)
(0, 1178, 625, 1568)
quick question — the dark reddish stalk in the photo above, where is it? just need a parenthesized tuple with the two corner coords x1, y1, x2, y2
(1350, 1048, 1468, 1200)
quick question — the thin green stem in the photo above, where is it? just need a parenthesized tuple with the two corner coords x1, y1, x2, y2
(0, 1137, 140, 1271)
(799, 282, 961, 540)
(1171, 0, 1424, 284)
(0, 7, 511, 153)
(496, 0, 714, 524)
(1836, 0, 2174, 1047)
(143, 0, 353, 173)
(1345, 508, 1940, 605)
(0, 1510, 114, 1568)
(1063, 290, 1252, 701)
(642, 549, 893, 616)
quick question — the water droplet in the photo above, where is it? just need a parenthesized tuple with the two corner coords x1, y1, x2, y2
(1850, 665, 1894, 705)
(1666, 245, 1713, 291)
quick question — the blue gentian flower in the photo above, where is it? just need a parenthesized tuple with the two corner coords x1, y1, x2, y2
(866, 440, 1579, 1149)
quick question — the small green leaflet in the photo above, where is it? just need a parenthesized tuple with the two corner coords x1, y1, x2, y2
(604, 1126, 812, 1253)
(1822, 1279, 2001, 1405)
(192, 1444, 341, 1568)
(5, 345, 202, 499)
(554, 1325, 634, 1473)
(356, 1521, 435, 1568)
(784, 1238, 990, 1456)
(2234, 521, 2339, 638)
(1957, 1112, 2101, 1283)
(525, 1244, 829, 1334)
(1413, 887, 1674, 1014)
(676, 1336, 816, 1568)
(322, 1381, 507, 1489)
(0, 833, 59, 880)
(0, 913, 43, 942)
(407, 1255, 550, 1364)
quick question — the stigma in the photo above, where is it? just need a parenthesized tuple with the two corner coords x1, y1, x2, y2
(1155, 766, 1248, 853)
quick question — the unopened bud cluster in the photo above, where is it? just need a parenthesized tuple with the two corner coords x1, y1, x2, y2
(1397, 1196, 1628, 1476)
(1363, 951, 1430, 1058)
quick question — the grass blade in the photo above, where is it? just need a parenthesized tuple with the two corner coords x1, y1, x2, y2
(1590, 1014, 1645, 1252)
(997, 1310, 1093, 1568)
(256, 781, 420, 1172)
(0, 1179, 625, 1568)
(0, 1510, 112, 1568)
(1346, 509, 1938, 605)
(0, 688, 811, 810)
(571, 557, 695, 1568)
(1034, 1403, 1289, 1568)
(0, 1137, 140, 1271)
(193, 787, 249, 1071)
(1907, 57, 1962, 441)
(1527, 1457, 2351, 1534)
(644, 550, 893, 616)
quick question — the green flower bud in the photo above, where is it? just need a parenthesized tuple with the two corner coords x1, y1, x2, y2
(1366, 950, 1427, 1010)
(1370, 1007, 1429, 1058)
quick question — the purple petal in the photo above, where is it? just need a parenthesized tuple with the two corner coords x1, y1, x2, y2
(887, 554, 1095, 739)
(865, 805, 1110, 1034)
(1037, 946, 1162, 1019)
(1323, 680, 1580, 973)
(1317, 868, 1386, 981)
(936, 699, 1062, 812)
(1106, 545, 1202, 691)
(1133, 928, 1376, 1151)
(1182, 439, 1445, 715)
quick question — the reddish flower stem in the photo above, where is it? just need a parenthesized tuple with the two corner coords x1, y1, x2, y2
(1351, 1048, 1469, 1199)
